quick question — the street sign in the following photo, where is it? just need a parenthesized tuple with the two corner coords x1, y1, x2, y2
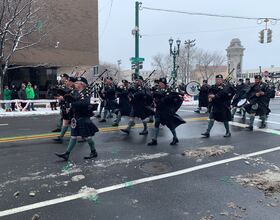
(130, 57, 145, 64)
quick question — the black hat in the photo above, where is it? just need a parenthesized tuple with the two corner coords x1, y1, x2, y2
(203, 80, 208, 83)
(245, 78, 250, 81)
(122, 79, 129, 84)
(238, 78, 244, 82)
(216, 74, 223, 79)
(135, 75, 143, 81)
(60, 73, 69, 79)
(106, 77, 113, 81)
(254, 75, 262, 80)
(159, 77, 167, 85)
(154, 79, 159, 83)
(76, 77, 88, 85)
(69, 77, 77, 83)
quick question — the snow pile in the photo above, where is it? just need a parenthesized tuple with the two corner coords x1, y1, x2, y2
(79, 186, 98, 200)
(0, 108, 60, 117)
(182, 145, 234, 158)
(233, 170, 280, 196)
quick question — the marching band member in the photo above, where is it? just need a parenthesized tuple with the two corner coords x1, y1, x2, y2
(55, 77, 99, 161)
(201, 74, 233, 138)
(147, 78, 185, 146)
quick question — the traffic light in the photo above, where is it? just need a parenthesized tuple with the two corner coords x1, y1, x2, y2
(259, 30, 264, 44)
(267, 29, 272, 43)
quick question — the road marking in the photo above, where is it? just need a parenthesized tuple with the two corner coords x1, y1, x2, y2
(1, 145, 280, 217)
(0, 117, 206, 143)
(0, 124, 8, 126)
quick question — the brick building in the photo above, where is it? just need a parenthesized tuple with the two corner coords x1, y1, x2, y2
(5, 0, 99, 94)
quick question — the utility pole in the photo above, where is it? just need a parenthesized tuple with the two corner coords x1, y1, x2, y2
(184, 39, 196, 84)
(134, 1, 141, 77)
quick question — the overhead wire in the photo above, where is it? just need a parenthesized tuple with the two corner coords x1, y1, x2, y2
(142, 7, 280, 21)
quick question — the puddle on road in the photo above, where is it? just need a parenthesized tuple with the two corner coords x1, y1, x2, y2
(182, 145, 234, 159)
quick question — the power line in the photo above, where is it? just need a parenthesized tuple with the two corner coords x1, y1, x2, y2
(142, 25, 263, 37)
(142, 6, 280, 21)
(101, 0, 114, 37)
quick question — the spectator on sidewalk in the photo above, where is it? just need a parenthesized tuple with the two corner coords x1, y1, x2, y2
(18, 83, 27, 111)
(3, 85, 12, 112)
(47, 85, 57, 110)
(10, 84, 18, 111)
(34, 85, 40, 99)
(26, 82, 36, 111)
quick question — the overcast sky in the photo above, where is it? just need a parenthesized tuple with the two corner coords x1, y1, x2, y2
(99, 0, 280, 71)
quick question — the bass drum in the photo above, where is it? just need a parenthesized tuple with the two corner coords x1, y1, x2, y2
(186, 81, 201, 96)
(236, 98, 248, 108)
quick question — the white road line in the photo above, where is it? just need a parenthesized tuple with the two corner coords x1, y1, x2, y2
(0, 124, 8, 126)
(0, 113, 280, 217)
(2, 144, 280, 217)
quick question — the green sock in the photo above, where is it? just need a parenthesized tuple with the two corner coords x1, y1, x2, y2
(171, 129, 177, 138)
(142, 121, 147, 131)
(207, 119, 215, 133)
(66, 138, 77, 154)
(224, 121, 230, 133)
(249, 115, 255, 127)
(87, 138, 96, 153)
(59, 126, 68, 138)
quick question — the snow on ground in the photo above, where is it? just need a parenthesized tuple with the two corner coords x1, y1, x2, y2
(0, 108, 60, 118)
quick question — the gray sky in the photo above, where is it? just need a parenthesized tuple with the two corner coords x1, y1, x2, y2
(99, 0, 280, 71)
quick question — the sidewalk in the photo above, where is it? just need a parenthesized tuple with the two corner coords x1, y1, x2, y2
(0, 108, 60, 117)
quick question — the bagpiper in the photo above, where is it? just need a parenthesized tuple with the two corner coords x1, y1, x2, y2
(55, 77, 99, 161)
(201, 74, 233, 138)
(147, 78, 186, 146)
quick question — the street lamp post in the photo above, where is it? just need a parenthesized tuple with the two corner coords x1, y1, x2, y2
(184, 39, 196, 83)
(169, 37, 181, 86)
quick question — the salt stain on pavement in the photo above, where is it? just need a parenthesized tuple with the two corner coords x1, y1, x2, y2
(233, 169, 280, 196)
(182, 145, 234, 159)
(0, 153, 169, 190)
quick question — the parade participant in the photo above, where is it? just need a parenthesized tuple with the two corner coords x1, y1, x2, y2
(231, 79, 247, 120)
(53, 75, 77, 143)
(195, 80, 210, 114)
(99, 77, 118, 123)
(112, 80, 131, 126)
(55, 77, 99, 161)
(245, 75, 270, 130)
(201, 74, 232, 138)
(147, 78, 185, 146)
(121, 75, 154, 135)
(95, 79, 105, 118)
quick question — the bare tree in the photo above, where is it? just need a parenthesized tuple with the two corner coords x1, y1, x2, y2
(194, 49, 226, 81)
(0, 0, 48, 97)
(151, 53, 170, 78)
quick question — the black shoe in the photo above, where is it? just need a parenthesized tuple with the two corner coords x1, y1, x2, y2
(53, 137, 63, 143)
(52, 128, 61, 132)
(139, 130, 148, 135)
(194, 110, 200, 114)
(224, 133, 231, 138)
(201, 132, 210, 138)
(246, 126, 253, 131)
(147, 139, 157, 146)
(148, 119, 154, 123)
(112, 122, 119, 127)
(170, 137, 179, 145)
(120, 129, 130, 135)
(99, 119, 106, 123)
(259, 124, 267, 129)
(84, 151, 98, 159)
(55, 152, 69, 161)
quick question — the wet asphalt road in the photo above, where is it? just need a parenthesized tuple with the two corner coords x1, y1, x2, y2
(0, 99, 280, 220)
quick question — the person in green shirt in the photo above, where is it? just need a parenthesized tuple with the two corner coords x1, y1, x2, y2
(3, 85, 12, 112)
(25, 82, 36, 111)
